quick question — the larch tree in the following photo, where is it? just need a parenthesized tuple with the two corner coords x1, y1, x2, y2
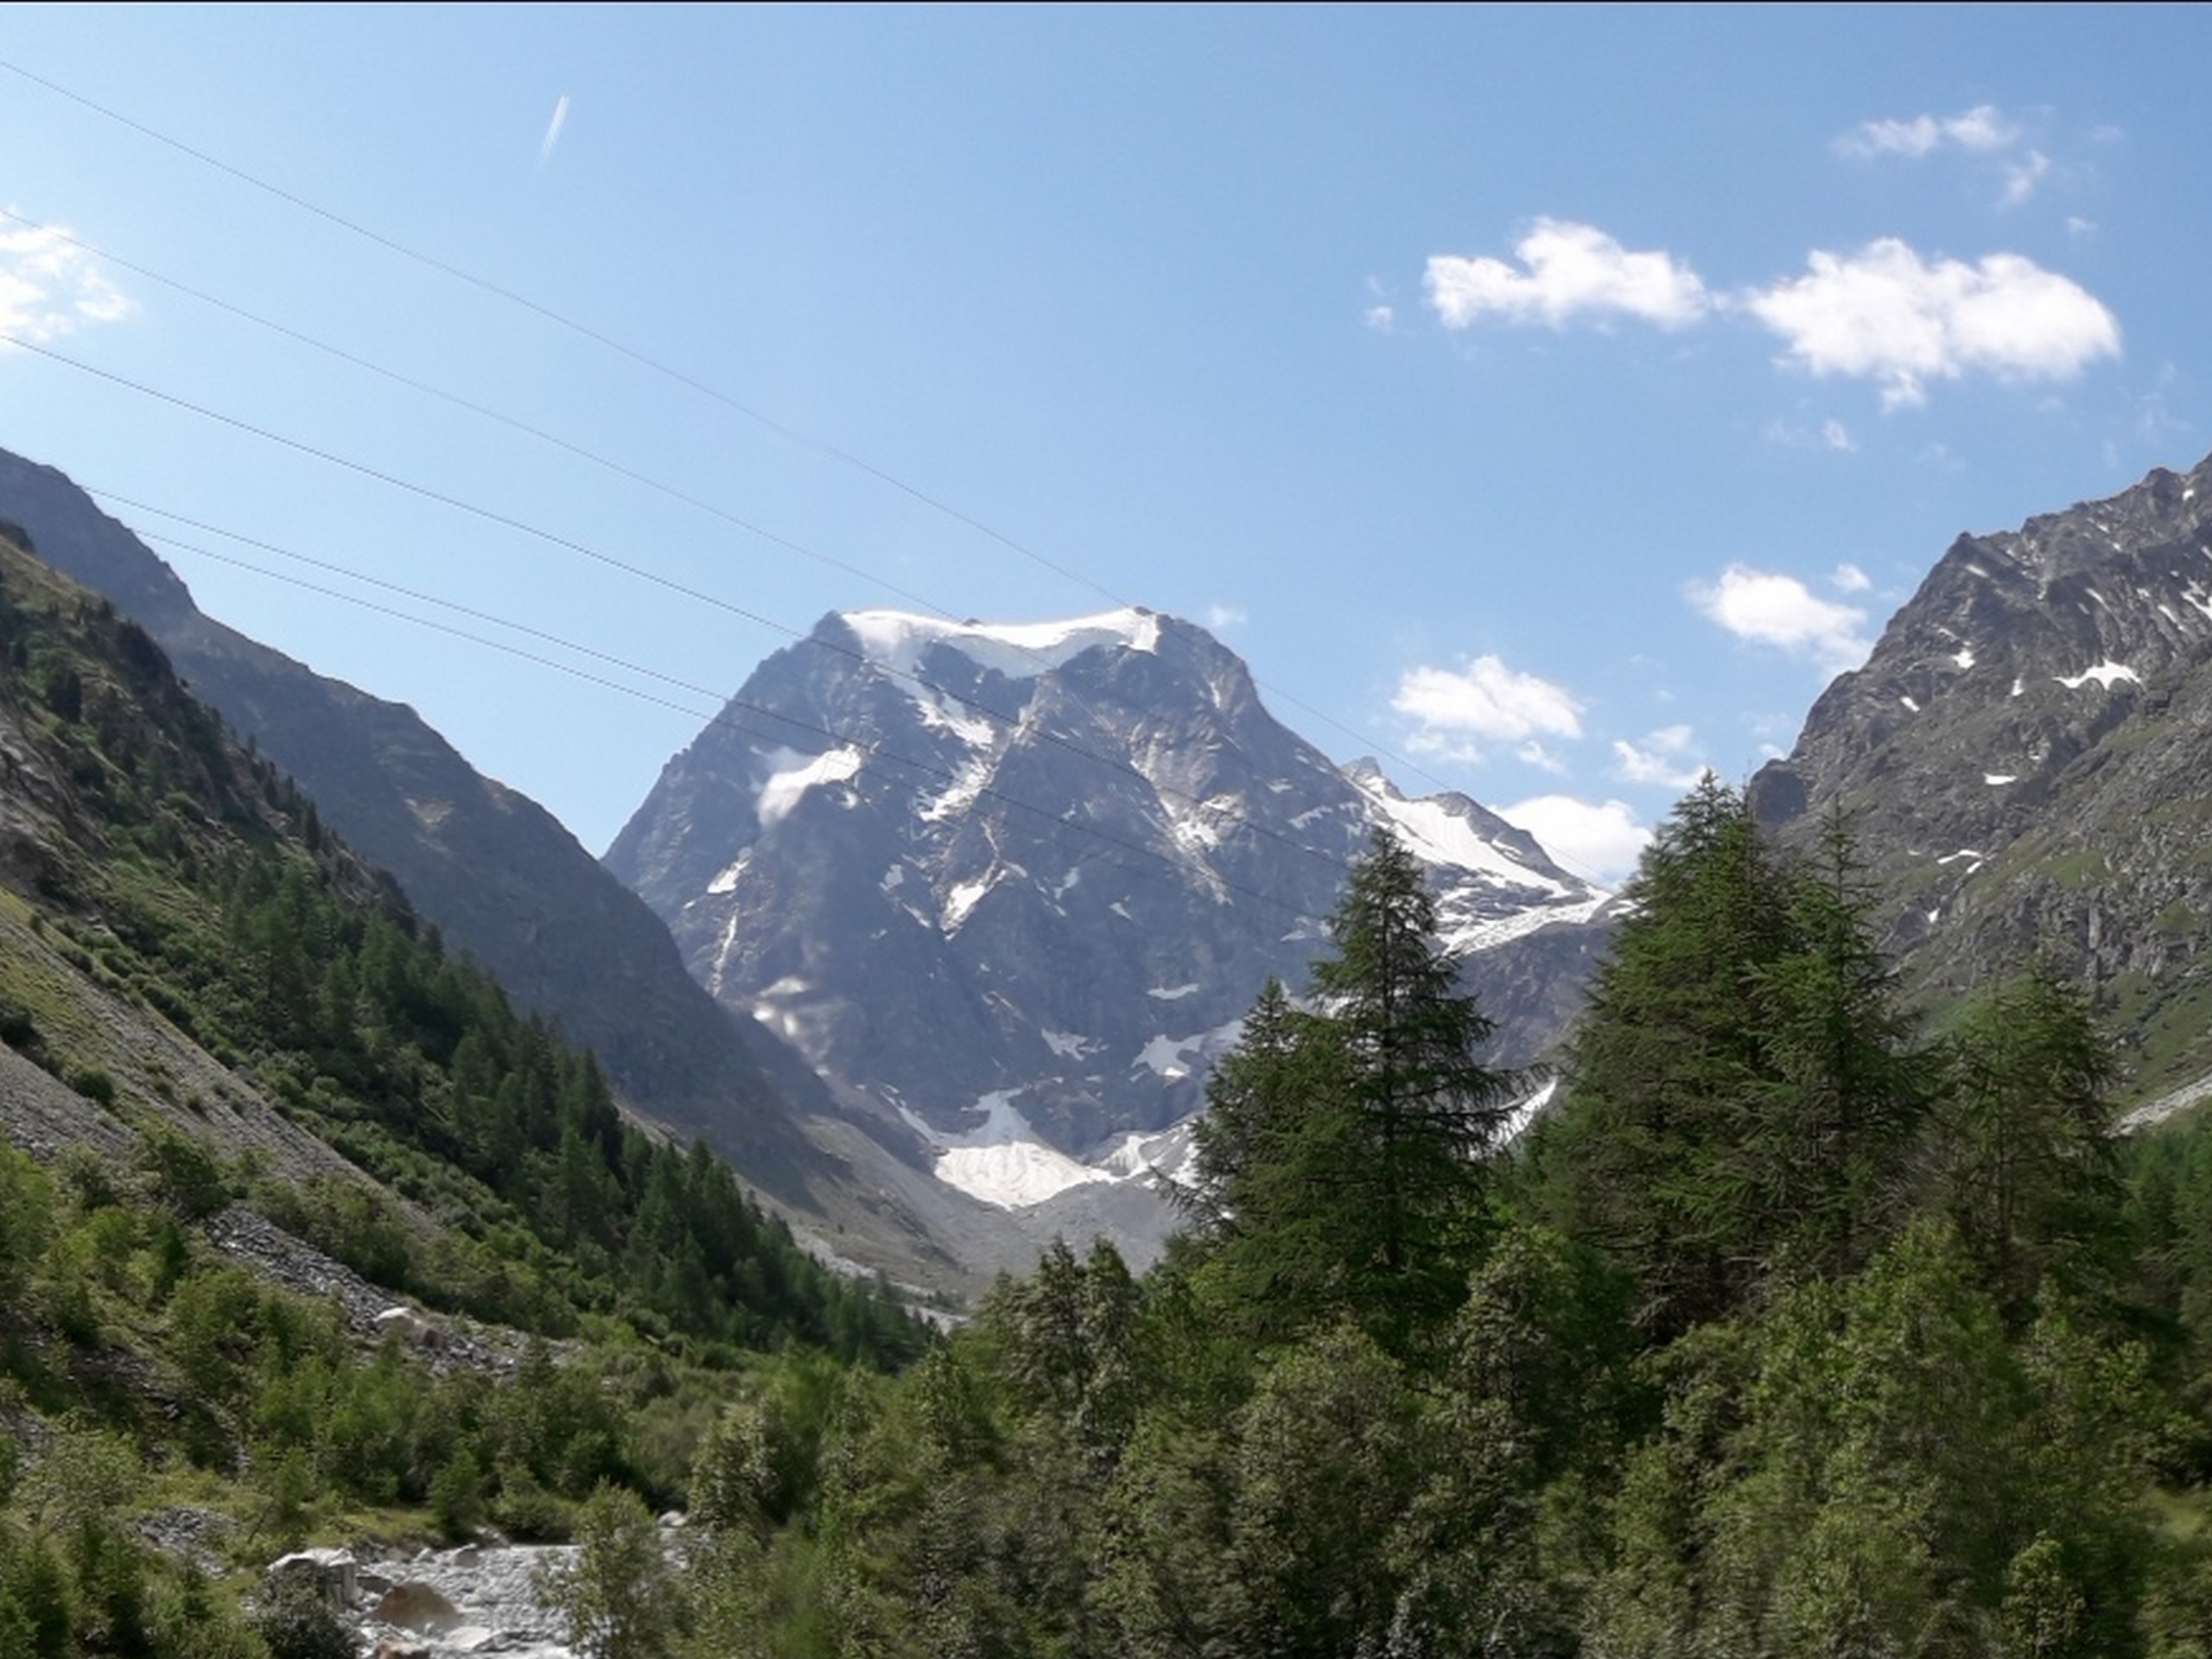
(1192, 827, 1515, 1357)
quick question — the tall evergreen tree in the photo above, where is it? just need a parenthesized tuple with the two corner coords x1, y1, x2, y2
(1937, 961, 2120, 1315)
(1193, 828, 1512, 1356)
(1543, 779, 1929, 1336)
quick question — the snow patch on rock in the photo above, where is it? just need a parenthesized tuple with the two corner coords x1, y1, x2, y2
(2056, 661, 2140, 690)
(844, 608, 1161, 683)
(756, 746, 863, 829)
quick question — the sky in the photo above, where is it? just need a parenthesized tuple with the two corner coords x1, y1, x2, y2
(0, 5, 2206, 882)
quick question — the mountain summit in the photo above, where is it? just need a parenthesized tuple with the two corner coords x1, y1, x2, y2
(607, 607, 1608, 1209)
(1751, 448, 2212, 1101)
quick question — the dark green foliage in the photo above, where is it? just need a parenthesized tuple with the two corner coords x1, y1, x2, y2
(536, 1483, 685, 1659)
(67, 1068, 115, 1108)
(671, 777, 2212, 1659)
(250, 1571, 359, 1659)
(0, 533, 922, 1373)
(1541, 782, 1933, 1335)
(1938, 961, 2122, 1316)
(1191, 829, 1511, 1357)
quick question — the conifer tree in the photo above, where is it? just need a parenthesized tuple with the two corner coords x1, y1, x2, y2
(1545, 780, 1929, 1335)
(1193, 828, 1511, 1355)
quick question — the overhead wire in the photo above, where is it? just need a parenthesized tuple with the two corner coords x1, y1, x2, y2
(16, 334, 1416, 889)
(0, 54, 1611, 887)
(117, 512, 1334, 928)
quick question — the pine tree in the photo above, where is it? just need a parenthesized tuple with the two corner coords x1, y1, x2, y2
(1743, 813, 1933, 1284)
(1545, 776, 1790, 1335)
(1543, 780, 1929, 1336)
(1193, 828, 1512, 1356)
(1936, 961, 2119, 1314)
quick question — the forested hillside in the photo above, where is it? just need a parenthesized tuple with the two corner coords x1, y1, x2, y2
(631, 789, 2212, 1659)
(0, 526, 920, 1653)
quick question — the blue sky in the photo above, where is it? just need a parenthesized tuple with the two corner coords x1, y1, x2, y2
(0, 5, 2204, 880)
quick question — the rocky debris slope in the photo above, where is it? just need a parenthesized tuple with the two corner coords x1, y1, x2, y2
(269, 1538, 612, 1657)
(204, 1206, 524, 1376)
(1751, 448, 2212, 1096)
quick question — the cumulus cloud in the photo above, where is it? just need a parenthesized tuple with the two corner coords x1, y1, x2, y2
(1363, 303, 1395, 332)
(0, 220, 132, 349)
(1688, 564, 1872, 671)
(1394, 654, 1585, 761)
(1740, 239, 2120, 409)
(1830, 562, 1872, 593)
(1834, 104, 2020, 160)
(1497, 795, 1650, 884)
(1205, 602, 1247, 631)
(1612, 724, 1708, 789)
(1425, 219, 1708, 332)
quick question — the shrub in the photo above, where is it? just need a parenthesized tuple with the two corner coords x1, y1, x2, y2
(69, 1067, 116, 1108)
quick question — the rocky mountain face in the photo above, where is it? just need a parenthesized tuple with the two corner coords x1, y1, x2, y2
(607, 608, 1611, 1211)
(1751, 448, 2212, 1099)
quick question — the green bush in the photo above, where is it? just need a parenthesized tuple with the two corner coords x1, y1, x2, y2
(0, 999, 35, 1052)
(68, 1067, 116, 1108)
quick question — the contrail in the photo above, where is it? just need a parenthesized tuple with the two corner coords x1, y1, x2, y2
(539, 93, 569, 163)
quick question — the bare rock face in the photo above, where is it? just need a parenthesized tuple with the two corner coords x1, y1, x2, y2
(608, 607, 1611, 1203)
(1751, 449, 2212, 1096)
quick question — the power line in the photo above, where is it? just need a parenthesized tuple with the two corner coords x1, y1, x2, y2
(0, 54, 1607, 887)
(0, 204, 1293, 793)
(0, 54, 1116, 604)
(122, 516, 1333, 927)
(20, 335, 1382, 884)
(0, 206, 948, 621)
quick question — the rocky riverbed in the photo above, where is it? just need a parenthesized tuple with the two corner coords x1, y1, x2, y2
(271, 1539, 585, 1657)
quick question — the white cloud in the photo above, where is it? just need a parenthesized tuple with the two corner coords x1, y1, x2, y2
(2003, 149, 2051, 206)
(1516, 740, 1569, 775)
(1205, 602, 1247, 631)
(539, 93, 570, 163)
(1834, 104, 2020, 160)
(1688, 564, 1871, 671)
(1363, 303, 1395, 332)
(1611, 724, 1707, 789)
(2065, 215, 2096, 238)
(0, 220, 132, 349)
(1740, 239, 2120, 409)
(1497, 795, 1650, 883)
(1394, 654, 1585, 760)
(1830, 562, 1872, 593)
(1425, 219, 1708, 332)
(1821, 419, 1855, 452)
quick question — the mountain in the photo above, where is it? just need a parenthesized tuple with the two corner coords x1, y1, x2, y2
(1751, 448, 2212, 1102)
(607, 607, 1610, 1210)
(0, 448, 1052, 1292)
(0, 522, 922, 1360)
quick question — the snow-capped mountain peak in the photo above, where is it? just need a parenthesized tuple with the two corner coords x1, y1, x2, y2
(841, 606, 1162, 683)
(606, 607, 1610, 1205)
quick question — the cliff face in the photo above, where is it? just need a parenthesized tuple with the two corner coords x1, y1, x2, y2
(1751, 450, 2212, 1096)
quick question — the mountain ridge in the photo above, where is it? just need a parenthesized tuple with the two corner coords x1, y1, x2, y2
(609, 602, 1612, 1215)
(1751, 447, 2212, 1097)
